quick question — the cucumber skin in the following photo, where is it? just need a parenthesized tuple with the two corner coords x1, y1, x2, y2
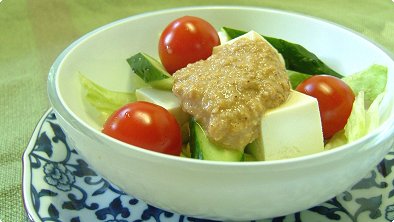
(221, 27, 342, 78)
(127, 52, 174, 90)
(244, 138, 264, 161)
(189, 118, 243, 162)
(189, 119, 205, 160)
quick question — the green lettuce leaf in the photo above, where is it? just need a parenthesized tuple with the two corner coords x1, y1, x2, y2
(342, 64, 387, 107)
(366, 92, 385, 132)
(344, 91, 367, 142)
(79, 73, 136, 125)
(344, 91, 385, 143)
(324, 130, 346, 150)
(287, 70, 312, 89)
(326, 64, 388, 149)
(325, 91, 385, 149)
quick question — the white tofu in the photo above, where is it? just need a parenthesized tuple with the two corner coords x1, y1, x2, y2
(217, 30, 229, 44)
(257, 90, 324, 161)
(135, 88, 189, 126)
(218, 30, 285, 65)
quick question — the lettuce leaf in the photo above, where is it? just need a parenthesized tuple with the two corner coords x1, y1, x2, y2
(287, 70, 312, 89)
(325, 64, 387, 149)
(342, 64, 387, 107)
(324, 130, 346, 150)
(366, 92, 385, 132)
(344, 91, 385, 143)
(79, 73, 136, 124)
(344, 91, 367, 142)
(325, 91, 385, 149)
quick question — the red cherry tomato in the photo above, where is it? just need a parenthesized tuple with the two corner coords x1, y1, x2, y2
(296, 75, 355, 139)
(102, 101, 182, 155)
(158, 16, 220, 74)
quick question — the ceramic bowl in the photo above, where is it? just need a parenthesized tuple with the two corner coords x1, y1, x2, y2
(47, 6, 394, 220)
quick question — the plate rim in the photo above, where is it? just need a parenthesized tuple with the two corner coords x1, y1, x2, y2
(22, 108, 53, 222)
(21, 109, 394, 221)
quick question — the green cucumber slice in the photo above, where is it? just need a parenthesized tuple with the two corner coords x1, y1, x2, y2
(221, 27, 342, 78)
(127, 52, 173, 90)
(189, 118, 243, 162)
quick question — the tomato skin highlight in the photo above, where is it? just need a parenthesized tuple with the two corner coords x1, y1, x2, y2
(102, 101, 182, 155)
(158, 16, 220, 74)
(296, 75, 355, 139)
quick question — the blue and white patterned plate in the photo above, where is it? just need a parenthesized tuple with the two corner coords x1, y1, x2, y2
(23, 109, 394, 222)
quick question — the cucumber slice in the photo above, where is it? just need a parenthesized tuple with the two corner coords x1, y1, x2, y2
(149, 78, 174, 90)
(244, 138, 264, 161)
(127, 52, 174, 90)
(221, 27, 342, 78)
(242, 153, 257, 162)
(189, 118, 243, 161)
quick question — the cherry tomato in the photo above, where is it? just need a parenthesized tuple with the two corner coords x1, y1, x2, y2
(102, 101, 182, 155)
(158, 16, 220, 74)
(296, 75, 355, 139)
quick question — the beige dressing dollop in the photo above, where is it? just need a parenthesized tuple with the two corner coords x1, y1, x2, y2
(172, 31, 290, 151)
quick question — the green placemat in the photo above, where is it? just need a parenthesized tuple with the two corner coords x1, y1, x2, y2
(1, 0, 393, 221)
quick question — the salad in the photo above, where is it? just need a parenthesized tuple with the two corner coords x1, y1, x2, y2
(80, 16, 388, 161)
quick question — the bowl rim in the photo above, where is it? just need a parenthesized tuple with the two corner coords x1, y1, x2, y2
(48, 5, 394, 167)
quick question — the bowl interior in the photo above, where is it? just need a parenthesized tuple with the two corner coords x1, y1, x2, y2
(53, 6, 394, 156)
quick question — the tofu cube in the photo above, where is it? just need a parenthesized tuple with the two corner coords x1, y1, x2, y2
(135, 87, 189, 126)
(258, 90, 325, 160)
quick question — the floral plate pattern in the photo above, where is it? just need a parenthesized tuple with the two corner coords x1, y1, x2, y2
(23, 109, 394, 222)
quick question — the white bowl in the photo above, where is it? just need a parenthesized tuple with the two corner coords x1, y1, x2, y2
(47, 6, 394, 221)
